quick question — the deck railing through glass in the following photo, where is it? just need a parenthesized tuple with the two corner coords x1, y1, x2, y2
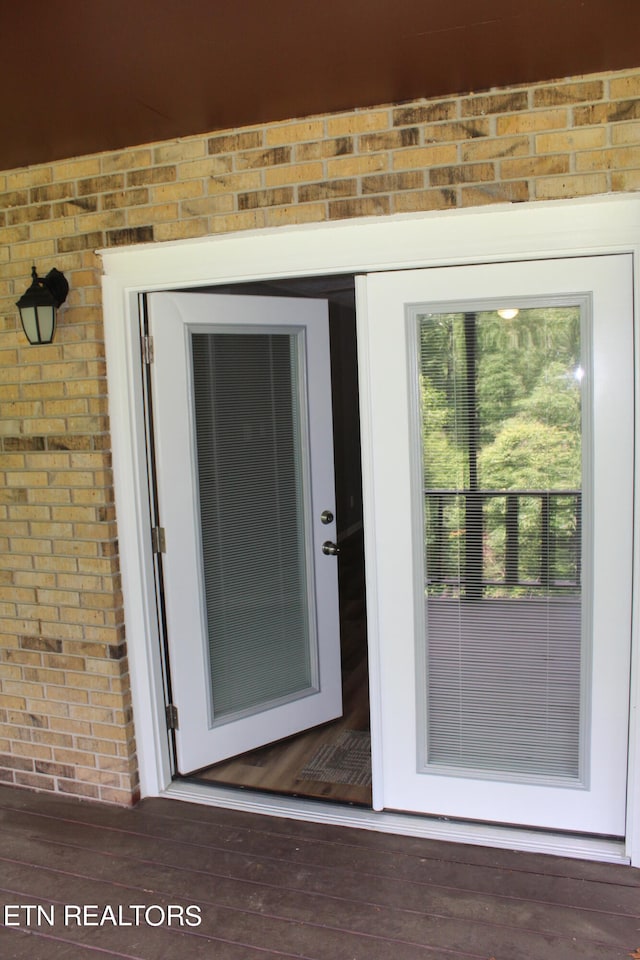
(425, 489, 581, 599)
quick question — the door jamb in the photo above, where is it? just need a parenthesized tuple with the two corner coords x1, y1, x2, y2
(101, 195, 640, 865)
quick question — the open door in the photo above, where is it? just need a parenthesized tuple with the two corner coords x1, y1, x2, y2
(147, 291, 342, 774)
(362, 254, 633, 835)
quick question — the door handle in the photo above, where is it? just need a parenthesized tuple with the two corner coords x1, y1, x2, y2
(322, 540, 340, 556)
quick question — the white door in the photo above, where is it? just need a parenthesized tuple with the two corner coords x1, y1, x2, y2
(362, 255, 633, 835)
(148, 291, 342, 774)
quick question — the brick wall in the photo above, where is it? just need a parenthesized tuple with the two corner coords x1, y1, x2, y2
(1, 66, 639, 804)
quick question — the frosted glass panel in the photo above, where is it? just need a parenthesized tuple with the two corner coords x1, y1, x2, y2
(191, 330, 313, 721)
(418, 306, 585, 780)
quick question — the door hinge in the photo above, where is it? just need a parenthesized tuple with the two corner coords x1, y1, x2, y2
(166, 704, 179, 730)
(151, 526, 166, 554)
(142, 334, 154, 364)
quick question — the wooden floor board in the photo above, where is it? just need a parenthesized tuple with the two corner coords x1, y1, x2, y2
(5, 842, 638, 960)
(3, 850, 637, 960)
(0, 926, 111, 960)
(0, 785, 638, 960)
(3, 798, 640, 922)
(3, 796, 639, 918)
(128, 797, 640, 888)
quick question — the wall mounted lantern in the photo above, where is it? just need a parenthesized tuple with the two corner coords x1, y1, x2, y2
(16, 265, 69, 344)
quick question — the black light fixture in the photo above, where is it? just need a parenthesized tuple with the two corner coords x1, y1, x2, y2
(16, 265, 69, 344)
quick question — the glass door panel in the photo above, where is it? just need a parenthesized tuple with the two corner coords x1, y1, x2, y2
(418, 305, 585, 783)
(148, 291, 342, 774)
(191, 330, 315, 723)
(362, 255, 632, 834)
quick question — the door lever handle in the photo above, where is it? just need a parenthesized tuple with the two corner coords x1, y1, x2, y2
(322, 540, 340, 556)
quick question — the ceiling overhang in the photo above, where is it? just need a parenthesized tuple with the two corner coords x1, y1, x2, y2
(4, 0, 639, 170)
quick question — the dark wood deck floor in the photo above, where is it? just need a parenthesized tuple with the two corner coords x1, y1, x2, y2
(1, 784, 639, 960)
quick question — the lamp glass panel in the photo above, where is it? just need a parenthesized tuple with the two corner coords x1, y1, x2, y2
(20, 306, 39, 344)
(34, 306, 55, 343)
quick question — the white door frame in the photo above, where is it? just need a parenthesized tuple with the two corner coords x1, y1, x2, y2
(101, 194, 640, 865)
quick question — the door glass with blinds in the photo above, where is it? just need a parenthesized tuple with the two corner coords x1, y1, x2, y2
(147, 291, 342, 774)
(191, 329, 313, 720)
(418, 303, 586, 784)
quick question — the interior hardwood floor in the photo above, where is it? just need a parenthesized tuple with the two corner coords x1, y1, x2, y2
(192, 533, 371, 806)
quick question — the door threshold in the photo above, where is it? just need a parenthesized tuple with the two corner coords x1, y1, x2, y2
(162, 779, 629, 865)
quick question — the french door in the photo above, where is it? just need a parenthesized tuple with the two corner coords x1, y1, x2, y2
(147, 291, 342, 774)
(362, 255, 633, 835)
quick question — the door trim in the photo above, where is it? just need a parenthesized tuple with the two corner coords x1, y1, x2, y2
(101, 194, 640, 865)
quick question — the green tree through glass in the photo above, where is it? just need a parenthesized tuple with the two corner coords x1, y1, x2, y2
(420, 306, 582, 598)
